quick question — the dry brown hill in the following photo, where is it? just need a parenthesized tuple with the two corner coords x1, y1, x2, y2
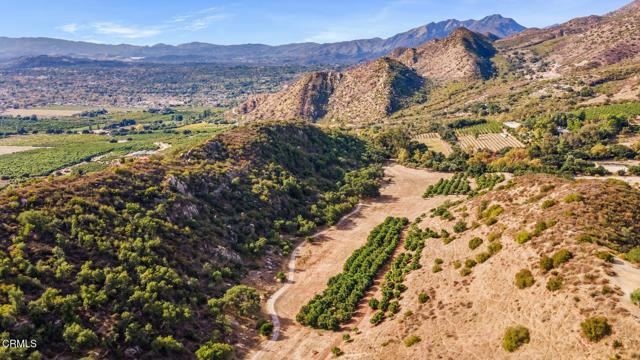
(234, 57, 427, 123)
(233, 29, 499, 123)
(333, 174, 640, 359)
(497, 0, 640, 71)
(390, 27, 497, 81)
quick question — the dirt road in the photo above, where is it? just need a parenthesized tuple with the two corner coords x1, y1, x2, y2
(248, 164, 450, 360)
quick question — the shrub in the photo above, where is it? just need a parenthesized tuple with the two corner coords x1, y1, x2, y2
(222, 285, 260, 318)
(502, 325, 530, 352)
(540, 184, 555, 193)
(563, 193, 583, 203)
(595, 252, 615, 263)
(453, 260, 462, 269)
(259, 322, 274, 337)
(552, 249, 573, 267)
(370, 311, 385, 325)
(276, 271, 286, 282)
(539, 255, 554, 273)
(331, 346, 344, 357)
(541, 199, 556, 209)
(388, 301, 400, 314)
(630, 289, 640, 306)
(515, 269, 534, 289)
(368, 298, 379, 310)
(460, 267, 472, 276)
(404, 335, 422, 347)
(464, 259, 477, 268)
(626, 247, 640, 264)
(342, 334, 352, 343)
(488, 242, 503, 254)
(418, 292, 430, 304)
(580, 317, 611, 342)
(476, 252, 491, 263)
(515, 231, 532, 244)
(432, 264, 443, 273)
(453, 221, 467, 233)
(434, 258, 444, 265)
(546, 276, 563, 291)
(63, 323, 99, 352)
(195, 342, 234, 360)
(487, 231, 502, 242)
(151, 335, 184, 354)
(468, 237, 483, 250)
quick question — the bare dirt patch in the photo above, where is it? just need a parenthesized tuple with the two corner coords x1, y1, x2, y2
(1, 108, 83, 118)
(0, 145, 43, 156)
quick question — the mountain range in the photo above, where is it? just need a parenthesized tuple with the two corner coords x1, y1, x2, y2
(0, 15, 524, 65)
(235, 0, 640, 124)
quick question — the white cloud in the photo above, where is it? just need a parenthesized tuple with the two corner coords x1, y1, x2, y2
(57, 6, 231, 42)
(183, 14, 230, 31)
(59, 23, 79, 33)
(92, 22, 162, 39)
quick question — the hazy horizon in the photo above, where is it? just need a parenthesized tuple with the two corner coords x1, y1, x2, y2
(0, 0, 632, 46)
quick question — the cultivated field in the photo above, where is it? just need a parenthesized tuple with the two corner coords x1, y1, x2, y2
(458, 133, 525, 152)
(413, 133, 453, 155)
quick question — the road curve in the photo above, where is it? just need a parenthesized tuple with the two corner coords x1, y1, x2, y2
(251, 204, 365, 360)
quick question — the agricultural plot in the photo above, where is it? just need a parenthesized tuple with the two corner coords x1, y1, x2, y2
(296, 217, 408, 330)
(413, 133, 453, 155)
(458, 133, 525, 152)
(0, 124, 226, 179)
(578, 102, 640, 121)
(454, 121, 503, 136)
(423, 173, 471, 197)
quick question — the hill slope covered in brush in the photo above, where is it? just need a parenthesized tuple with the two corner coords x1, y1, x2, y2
(0, 122, 387, 359)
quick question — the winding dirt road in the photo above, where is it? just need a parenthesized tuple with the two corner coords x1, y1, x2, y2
(248, 164, 450, 360)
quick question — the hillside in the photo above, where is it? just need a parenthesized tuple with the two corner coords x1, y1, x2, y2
(331, 175, 640, 359)
(235, 58, 428, 123)
(249, 168, 640, 359)
(390, 28, 497, 81)
(234, 29, 498, 123)
(0, 122, 387, 359)
(496, 0, 640, 72)
(0, 15, 524, 65)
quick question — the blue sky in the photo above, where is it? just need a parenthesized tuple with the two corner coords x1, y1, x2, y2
(0, 0, 632, 45)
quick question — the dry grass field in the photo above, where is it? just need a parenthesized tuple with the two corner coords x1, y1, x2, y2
(413, 133, 453, 155)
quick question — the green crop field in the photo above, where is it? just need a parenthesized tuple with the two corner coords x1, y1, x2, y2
(454, 121, 503, 136)
(0, 123, 228, 179)
(578, 102, 640, 121)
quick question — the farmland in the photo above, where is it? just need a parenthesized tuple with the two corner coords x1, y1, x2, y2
(453, 120, 503, 136)
(413, 133, 453, 155)
(458, 133, 524, 152)
(0, 121, 227, 179)
(577, 101, 640, 121)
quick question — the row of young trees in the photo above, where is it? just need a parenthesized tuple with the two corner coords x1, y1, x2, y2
(296, 217, 408, 330)
(475, 173, 505, 191)
(369, 222, 436, 325)
(423, 173, 472, 197)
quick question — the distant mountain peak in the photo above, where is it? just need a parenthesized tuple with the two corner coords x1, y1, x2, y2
(0, 15, 524, 66)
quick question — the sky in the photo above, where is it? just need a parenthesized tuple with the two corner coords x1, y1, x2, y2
(0, 0, 633, 46)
